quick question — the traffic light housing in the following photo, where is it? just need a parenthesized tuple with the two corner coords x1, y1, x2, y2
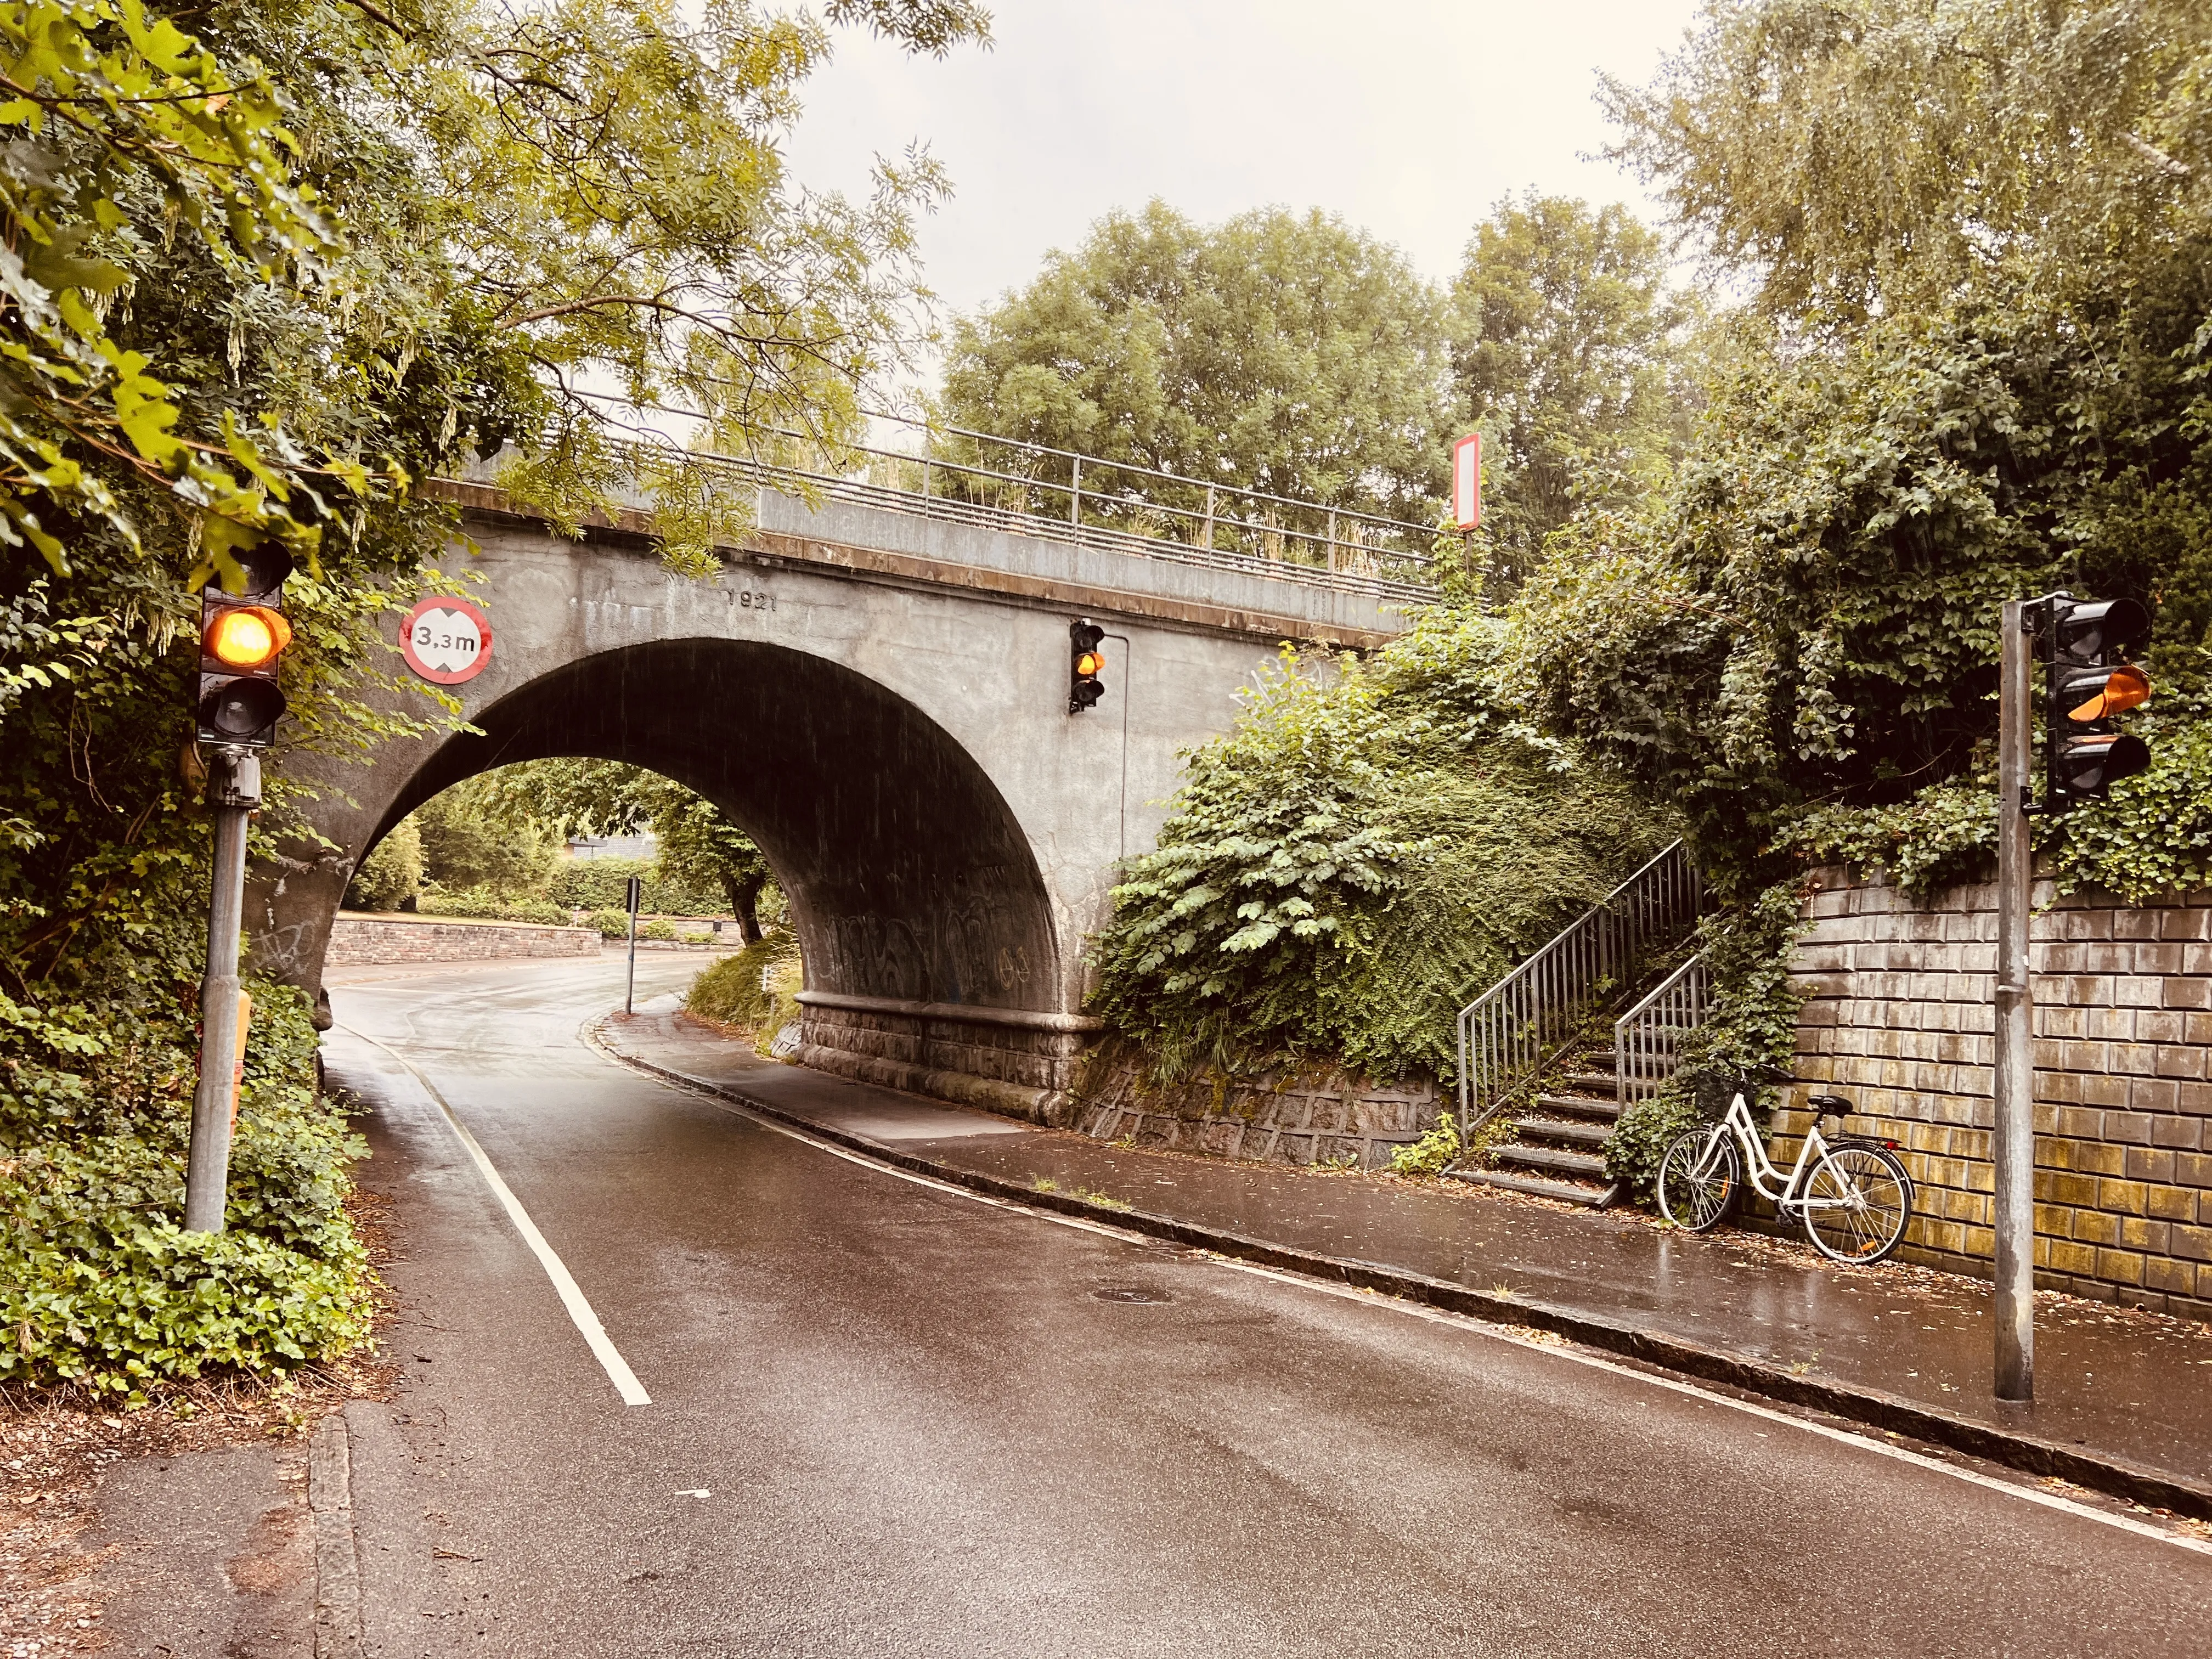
(195, 545, 294, 748)
(1069, 620, 1106, 714)
(2041, 594, 2152, 812)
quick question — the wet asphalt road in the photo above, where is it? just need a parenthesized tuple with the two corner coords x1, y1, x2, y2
(325, 956, 2212, 1658)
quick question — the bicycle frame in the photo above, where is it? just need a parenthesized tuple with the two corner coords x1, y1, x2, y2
(1688, 1092, 1858, 1215)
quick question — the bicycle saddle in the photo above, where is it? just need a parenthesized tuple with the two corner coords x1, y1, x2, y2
(1805, 1094, 1852, 1114)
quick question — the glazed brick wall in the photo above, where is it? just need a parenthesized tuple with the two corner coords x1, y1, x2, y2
(326, 913, 601, 964)
(1785, 866, 2212, 1322)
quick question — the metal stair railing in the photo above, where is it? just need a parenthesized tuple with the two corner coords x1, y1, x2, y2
(1453, 839, 1703, 1135)
(1614, 951, 1709, 1108)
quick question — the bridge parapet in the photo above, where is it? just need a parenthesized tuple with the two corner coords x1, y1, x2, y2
(441, 466, 1423, 648)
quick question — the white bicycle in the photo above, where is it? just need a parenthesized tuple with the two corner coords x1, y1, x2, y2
(1656, 1085, 1915, 1264)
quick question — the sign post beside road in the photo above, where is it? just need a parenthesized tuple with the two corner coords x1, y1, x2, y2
(625, 874, 642, 1015)
(1993, 598, 2036, 1401)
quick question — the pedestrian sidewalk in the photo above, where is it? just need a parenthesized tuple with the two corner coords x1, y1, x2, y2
(598, 1005, 2212, 1517)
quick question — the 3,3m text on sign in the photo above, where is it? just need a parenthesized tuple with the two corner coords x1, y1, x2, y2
(400, 596, 495, 685)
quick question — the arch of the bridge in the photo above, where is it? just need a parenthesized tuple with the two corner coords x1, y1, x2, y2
(362, 637, 1062, 1013)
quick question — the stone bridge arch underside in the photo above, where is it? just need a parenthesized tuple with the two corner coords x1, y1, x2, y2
(375, 639, 1060, 1014)
(247, 496, 1412, 1122)
(403, 640, 1080, 1114)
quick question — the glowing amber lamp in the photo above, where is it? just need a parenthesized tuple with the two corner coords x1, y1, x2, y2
(204, 606, 292, 670)
(1075, 651, 1107, 676)
(2067, 663, 2151, 722)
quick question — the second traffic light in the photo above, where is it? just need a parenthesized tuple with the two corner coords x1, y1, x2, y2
(1069, 620, 1107, 714)
(195, 544, 294, 748)
(2042, 594, 2152, 812)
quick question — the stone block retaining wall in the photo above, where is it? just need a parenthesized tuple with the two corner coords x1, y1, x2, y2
(1072, 1059, 1440, 1171)
(326, 912, 601, 965)
(795, 997, 1091, 1126)
(1787, 866, 2212, 1321)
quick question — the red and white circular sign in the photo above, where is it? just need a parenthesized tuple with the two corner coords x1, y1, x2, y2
(399, 596, 494, 685)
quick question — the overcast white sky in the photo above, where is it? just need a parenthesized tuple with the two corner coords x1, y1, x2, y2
(785, 0, 1709, 362)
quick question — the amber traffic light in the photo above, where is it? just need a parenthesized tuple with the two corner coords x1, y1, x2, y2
(1069, 620, 1106, 714)
(2043, 595, 2152, 811)
(195, 546, 294, 748)
(204, 605, 291, 670)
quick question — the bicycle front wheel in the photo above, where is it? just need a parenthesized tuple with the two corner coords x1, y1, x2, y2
(1800, 1146, 1912, 1263)
(1657, 1127, 1738, 1232)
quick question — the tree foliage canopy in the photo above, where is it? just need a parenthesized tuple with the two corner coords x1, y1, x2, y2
(1524, 0, 2212, 901)
(939, 200, 1452, 521)
(473, 758, 779, 939)
(1449, 193, 1689, 569)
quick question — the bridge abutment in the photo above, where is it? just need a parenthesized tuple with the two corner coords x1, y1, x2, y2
(793, 993, 1096, 1124)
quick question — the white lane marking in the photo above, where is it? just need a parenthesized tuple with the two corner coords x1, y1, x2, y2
(600, 1029, 2212, 1557)
(337, 1022, 652, 1408)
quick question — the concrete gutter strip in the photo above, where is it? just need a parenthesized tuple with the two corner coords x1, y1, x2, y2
(596, 1024, 2212, 1524)
(309, 1412, 365, 1659)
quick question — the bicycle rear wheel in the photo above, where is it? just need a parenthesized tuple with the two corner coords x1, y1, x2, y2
(1800, 1146, 1911, 1263)
(1657, 1127, 1739, 1232)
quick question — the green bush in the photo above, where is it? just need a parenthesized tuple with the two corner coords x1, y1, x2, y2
(1090, 610, 1668, 1084)
(1388, 1113, 1461, 1177)
(544, 857, 720, 916)
(0, 953, 373, 1398)
(344, 821, 422, 911)
(687, 932, 803, 1054)
(640, 918, 678, 941)
(1606, 882, 1812, 1199)
(415, 891, 572, 926)
(588, 909, 630, 939)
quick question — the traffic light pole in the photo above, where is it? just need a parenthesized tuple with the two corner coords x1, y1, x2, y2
(1993, 599, 2037, 1401)
(184, 747, 261, 1234)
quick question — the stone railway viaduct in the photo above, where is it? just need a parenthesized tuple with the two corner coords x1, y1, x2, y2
(251, 472, 1422, 1121)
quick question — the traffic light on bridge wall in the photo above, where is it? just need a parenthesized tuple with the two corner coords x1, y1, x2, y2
(2042, 594, 2152, 811)
(194, 545, 294, 748)
(1069, 620, 1106, 714)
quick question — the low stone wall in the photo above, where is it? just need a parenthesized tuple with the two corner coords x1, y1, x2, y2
(1787, 866, 2212, 1321)
(326, 912, 601, 965)
(792, 989, 1440, 1169)
(1071, 1058, 1440, 1171)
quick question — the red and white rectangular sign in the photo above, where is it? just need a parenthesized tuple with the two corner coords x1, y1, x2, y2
(1452, 432, 1482, 530)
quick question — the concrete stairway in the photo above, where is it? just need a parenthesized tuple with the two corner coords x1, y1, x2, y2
(1447, 1049, 1627, 1207)
(1445, 842, 1707, 1209)
(1448, 1024, 1692, 1209)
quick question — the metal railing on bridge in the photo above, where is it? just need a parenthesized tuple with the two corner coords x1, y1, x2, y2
(1453, 840, 1706, 1136)
(565, 405, 1446, 605)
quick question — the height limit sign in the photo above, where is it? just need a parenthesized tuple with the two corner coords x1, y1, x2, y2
(399, 596, 494, 685)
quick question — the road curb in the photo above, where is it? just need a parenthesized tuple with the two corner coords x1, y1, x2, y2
(595, 1022, 2212, 1522)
